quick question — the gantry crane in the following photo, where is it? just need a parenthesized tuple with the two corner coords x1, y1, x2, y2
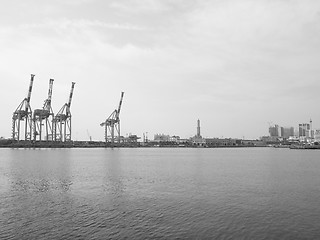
(12, 74, 35, 141)
(53, 82, 75, 142)
(100, 92, 124, 144)
(33, 79, 54, 141)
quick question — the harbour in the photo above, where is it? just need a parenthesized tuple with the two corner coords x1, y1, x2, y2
(1, 1, 320, 239)
(1, 147, 320, 239)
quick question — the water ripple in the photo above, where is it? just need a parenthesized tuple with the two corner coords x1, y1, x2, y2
(1, 148, 320, 239)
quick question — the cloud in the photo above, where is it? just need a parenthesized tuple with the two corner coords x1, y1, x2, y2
(1, 0, 320, 139)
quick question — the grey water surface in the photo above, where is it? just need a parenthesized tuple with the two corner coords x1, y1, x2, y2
(1, 148, 320, 239)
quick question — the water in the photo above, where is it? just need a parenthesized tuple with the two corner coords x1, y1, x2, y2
(1, 148, 320, 239)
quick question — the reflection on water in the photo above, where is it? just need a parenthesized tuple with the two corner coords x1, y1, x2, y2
(8, 149, 72, 193)
(1, 148, 320, 239)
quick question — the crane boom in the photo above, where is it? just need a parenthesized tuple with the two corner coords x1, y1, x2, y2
(25, 74, 35, 111)
(44, 78, 54, 111)
(116, 92, 124, 119)
(47, 79, 54, 104)
(67, 82, 75, 113)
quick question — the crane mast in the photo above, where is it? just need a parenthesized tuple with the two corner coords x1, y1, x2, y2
(12, 74, 35, 141)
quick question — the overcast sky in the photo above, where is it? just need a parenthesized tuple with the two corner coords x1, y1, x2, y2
(1, 0, 320, 141)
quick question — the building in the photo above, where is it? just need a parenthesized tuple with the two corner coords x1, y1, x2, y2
(191, 119, 205, 146)
(154, 134, 171, 142)
(314, 130, 320, 142)
(299, 123, 310, 137)
(281, 127, 294, 139)
(269, 124, 280, 137)
(170, 135, 180, 143)
(205, 138, 237, 146)
(260, 136, 281, 144)
(196, 119, 201, 138)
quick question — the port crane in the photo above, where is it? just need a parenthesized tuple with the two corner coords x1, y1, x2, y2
(12, 74, 35, 141)
(100, 92, 124, 144)
(33, 79, 54, 141)
(53, 82, 75, 142)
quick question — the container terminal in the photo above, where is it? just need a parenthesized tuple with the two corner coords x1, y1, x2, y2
(5, 74, 132, 148)
(2, 74, 319, 149)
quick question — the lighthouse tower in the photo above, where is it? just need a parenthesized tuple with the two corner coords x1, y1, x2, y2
(197, 119, 201, 138)
(192, 119, 205, 146)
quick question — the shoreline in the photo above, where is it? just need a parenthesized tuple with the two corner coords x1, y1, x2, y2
(1, 140, 319, 149)
(0, 140, 268, 149)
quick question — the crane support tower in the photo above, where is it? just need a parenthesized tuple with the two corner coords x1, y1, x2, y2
(33, 79, 54, 141)
(12, 74, 35, 141)
(100, 92, 124, 145)
(53, 82, 75, 142)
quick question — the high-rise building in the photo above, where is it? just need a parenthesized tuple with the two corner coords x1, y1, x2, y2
(309, 119, 314, 139)
(314, 130, 320, 142)
(269, 124, 280, 137)
(281, 127, 294, 138)
(299, 123, 310, 137)
(192, 119, 205, 146)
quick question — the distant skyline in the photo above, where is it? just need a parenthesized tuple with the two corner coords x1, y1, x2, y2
(1, 0, 320, 141)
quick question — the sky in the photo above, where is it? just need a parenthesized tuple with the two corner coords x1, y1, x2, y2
(1, 0, 320, 141)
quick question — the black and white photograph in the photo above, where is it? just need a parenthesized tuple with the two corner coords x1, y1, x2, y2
(1, 0, 320, 239)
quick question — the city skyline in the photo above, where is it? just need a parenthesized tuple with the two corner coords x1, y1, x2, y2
(1, 0, 320, 141)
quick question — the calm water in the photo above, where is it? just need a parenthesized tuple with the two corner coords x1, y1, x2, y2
(1, 147, 320, 239)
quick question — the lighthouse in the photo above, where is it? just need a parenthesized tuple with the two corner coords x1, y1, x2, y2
(197, 119, 201, 138)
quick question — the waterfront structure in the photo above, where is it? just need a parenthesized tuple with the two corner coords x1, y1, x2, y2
(260, 136, 281, 144)
(123, 134, 140, 145)
(11, 74, 78, 143)
(154, 134, 171, 142)
(12, 74, 35, 141)
(170, 135, 181, 143)
(192, 119, 205, 146)
(153, 134, 181, 143)
(33, 79, 54, 141)
(53, 82, 75, 142)
(100, 92, 124, 144)
(205, 138, 238, 146)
